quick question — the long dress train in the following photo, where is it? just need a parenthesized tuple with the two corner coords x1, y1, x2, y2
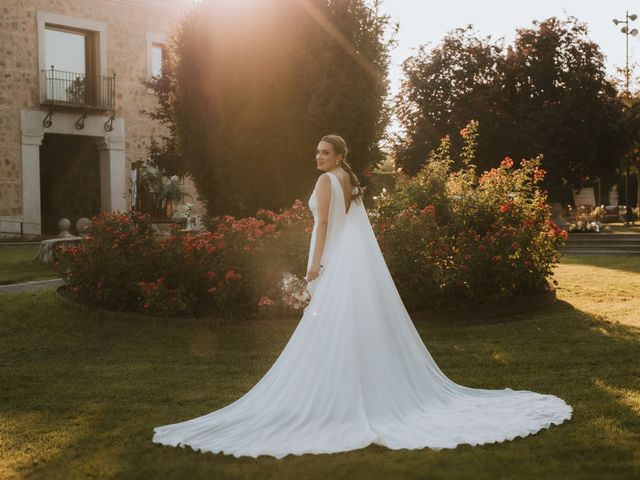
(152, 170, 572, 458)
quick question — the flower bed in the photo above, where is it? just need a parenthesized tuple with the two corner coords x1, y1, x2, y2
(54, 122, 566, 320)
(53, 203, 312, 319)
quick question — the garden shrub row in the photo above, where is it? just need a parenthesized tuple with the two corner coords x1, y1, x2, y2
(54, 122, 567, 319)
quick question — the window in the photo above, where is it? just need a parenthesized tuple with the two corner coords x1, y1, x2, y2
(45, 27, 87, 74)
(151, 43, 164, 78)
(37, 12, 108, 108)
(146, 32, 168, 90)
(43, 26, 97, 104)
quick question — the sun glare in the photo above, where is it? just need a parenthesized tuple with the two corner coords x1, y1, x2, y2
(217, 0, 265, 10)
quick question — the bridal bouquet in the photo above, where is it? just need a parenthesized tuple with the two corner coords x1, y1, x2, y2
(279, 272, 311, 310)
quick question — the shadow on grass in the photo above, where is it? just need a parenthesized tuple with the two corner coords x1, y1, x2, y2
(1, 291, 639, 479)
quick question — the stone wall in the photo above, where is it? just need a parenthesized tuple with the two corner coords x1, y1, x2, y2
(0, 0, 206, 232)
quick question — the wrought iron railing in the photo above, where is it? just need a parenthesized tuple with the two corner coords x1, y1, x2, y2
(42, 67, 115, 110)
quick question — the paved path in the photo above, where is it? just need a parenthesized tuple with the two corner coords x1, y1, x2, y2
(0, 278, 65, 295)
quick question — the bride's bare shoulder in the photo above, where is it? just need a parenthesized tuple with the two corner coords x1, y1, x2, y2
(313, 173, 331, 197)
(315, 173, 331, 185)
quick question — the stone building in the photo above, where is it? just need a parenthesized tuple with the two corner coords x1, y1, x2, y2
(0, 0, 205, 237)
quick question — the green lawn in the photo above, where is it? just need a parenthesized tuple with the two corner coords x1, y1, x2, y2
(0, 245, 58, 285)
(603, 222, 640, 234)
(1, 256, 639, 479)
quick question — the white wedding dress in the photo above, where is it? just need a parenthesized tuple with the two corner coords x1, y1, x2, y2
(152, 170, 572, 459)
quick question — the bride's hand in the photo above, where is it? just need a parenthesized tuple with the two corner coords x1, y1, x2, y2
(306, 264, 323, 282)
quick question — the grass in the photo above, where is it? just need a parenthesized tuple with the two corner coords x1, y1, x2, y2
(589, 222, 640, 234)
(0, 245, 58, 285)
(1, 255, 639, 479)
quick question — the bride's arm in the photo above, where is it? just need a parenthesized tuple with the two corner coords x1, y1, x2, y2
(307, 174, 331, 281)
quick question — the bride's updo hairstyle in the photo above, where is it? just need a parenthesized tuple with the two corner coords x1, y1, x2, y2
(320, 134, 365, 203)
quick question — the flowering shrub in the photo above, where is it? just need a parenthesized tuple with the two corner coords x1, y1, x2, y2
(567, 215, 610, 233)
(54, 211, 158, 311)
(54, 127, 564, 319)
(371, 120, 567, 310)
(54, 203, 313, 319)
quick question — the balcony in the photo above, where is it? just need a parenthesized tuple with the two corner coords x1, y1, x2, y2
(41, 68, 115, 111)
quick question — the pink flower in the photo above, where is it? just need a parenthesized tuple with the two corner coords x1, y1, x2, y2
(225, 270, 242, 281)
(258, 296, 274, 306)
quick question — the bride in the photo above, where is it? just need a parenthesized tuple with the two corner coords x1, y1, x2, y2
(152, 134, 572, 459)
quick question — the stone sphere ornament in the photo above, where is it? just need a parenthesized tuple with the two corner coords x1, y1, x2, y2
(57, 218, 73, 238)
(76, 217, 91, 235)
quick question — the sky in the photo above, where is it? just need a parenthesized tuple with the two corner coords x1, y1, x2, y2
(377, 0, 640, 99)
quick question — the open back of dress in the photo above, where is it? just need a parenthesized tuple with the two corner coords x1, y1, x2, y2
(153, 171, 572, 459)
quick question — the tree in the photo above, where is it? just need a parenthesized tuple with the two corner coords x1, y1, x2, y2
(395, 17, 633, 203)
(394, 26, 506, 174)
(503, 17, 631, 202)
(623, 94, 640, 209)
(146, 0, 394, 217)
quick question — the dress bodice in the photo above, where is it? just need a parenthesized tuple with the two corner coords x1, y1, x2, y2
(308, 189, 318, 222)
(308, 171, 355, 223)
(306, 171, 351, 276)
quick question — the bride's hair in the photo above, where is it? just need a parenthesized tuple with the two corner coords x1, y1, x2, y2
(320, 134, 365, 203)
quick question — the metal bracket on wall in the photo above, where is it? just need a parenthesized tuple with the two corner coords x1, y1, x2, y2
(42, 106, 54, 128)
(74, 112, 87, 130)
(104, 112, 116, 132)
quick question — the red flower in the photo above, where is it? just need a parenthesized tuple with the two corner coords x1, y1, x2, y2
(225, 270, 242, 281)
(258, 296, 274, 306)
(421, 205, 436, 218)
(500, 157, 514, 168)
(533, 167, 546, 182)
